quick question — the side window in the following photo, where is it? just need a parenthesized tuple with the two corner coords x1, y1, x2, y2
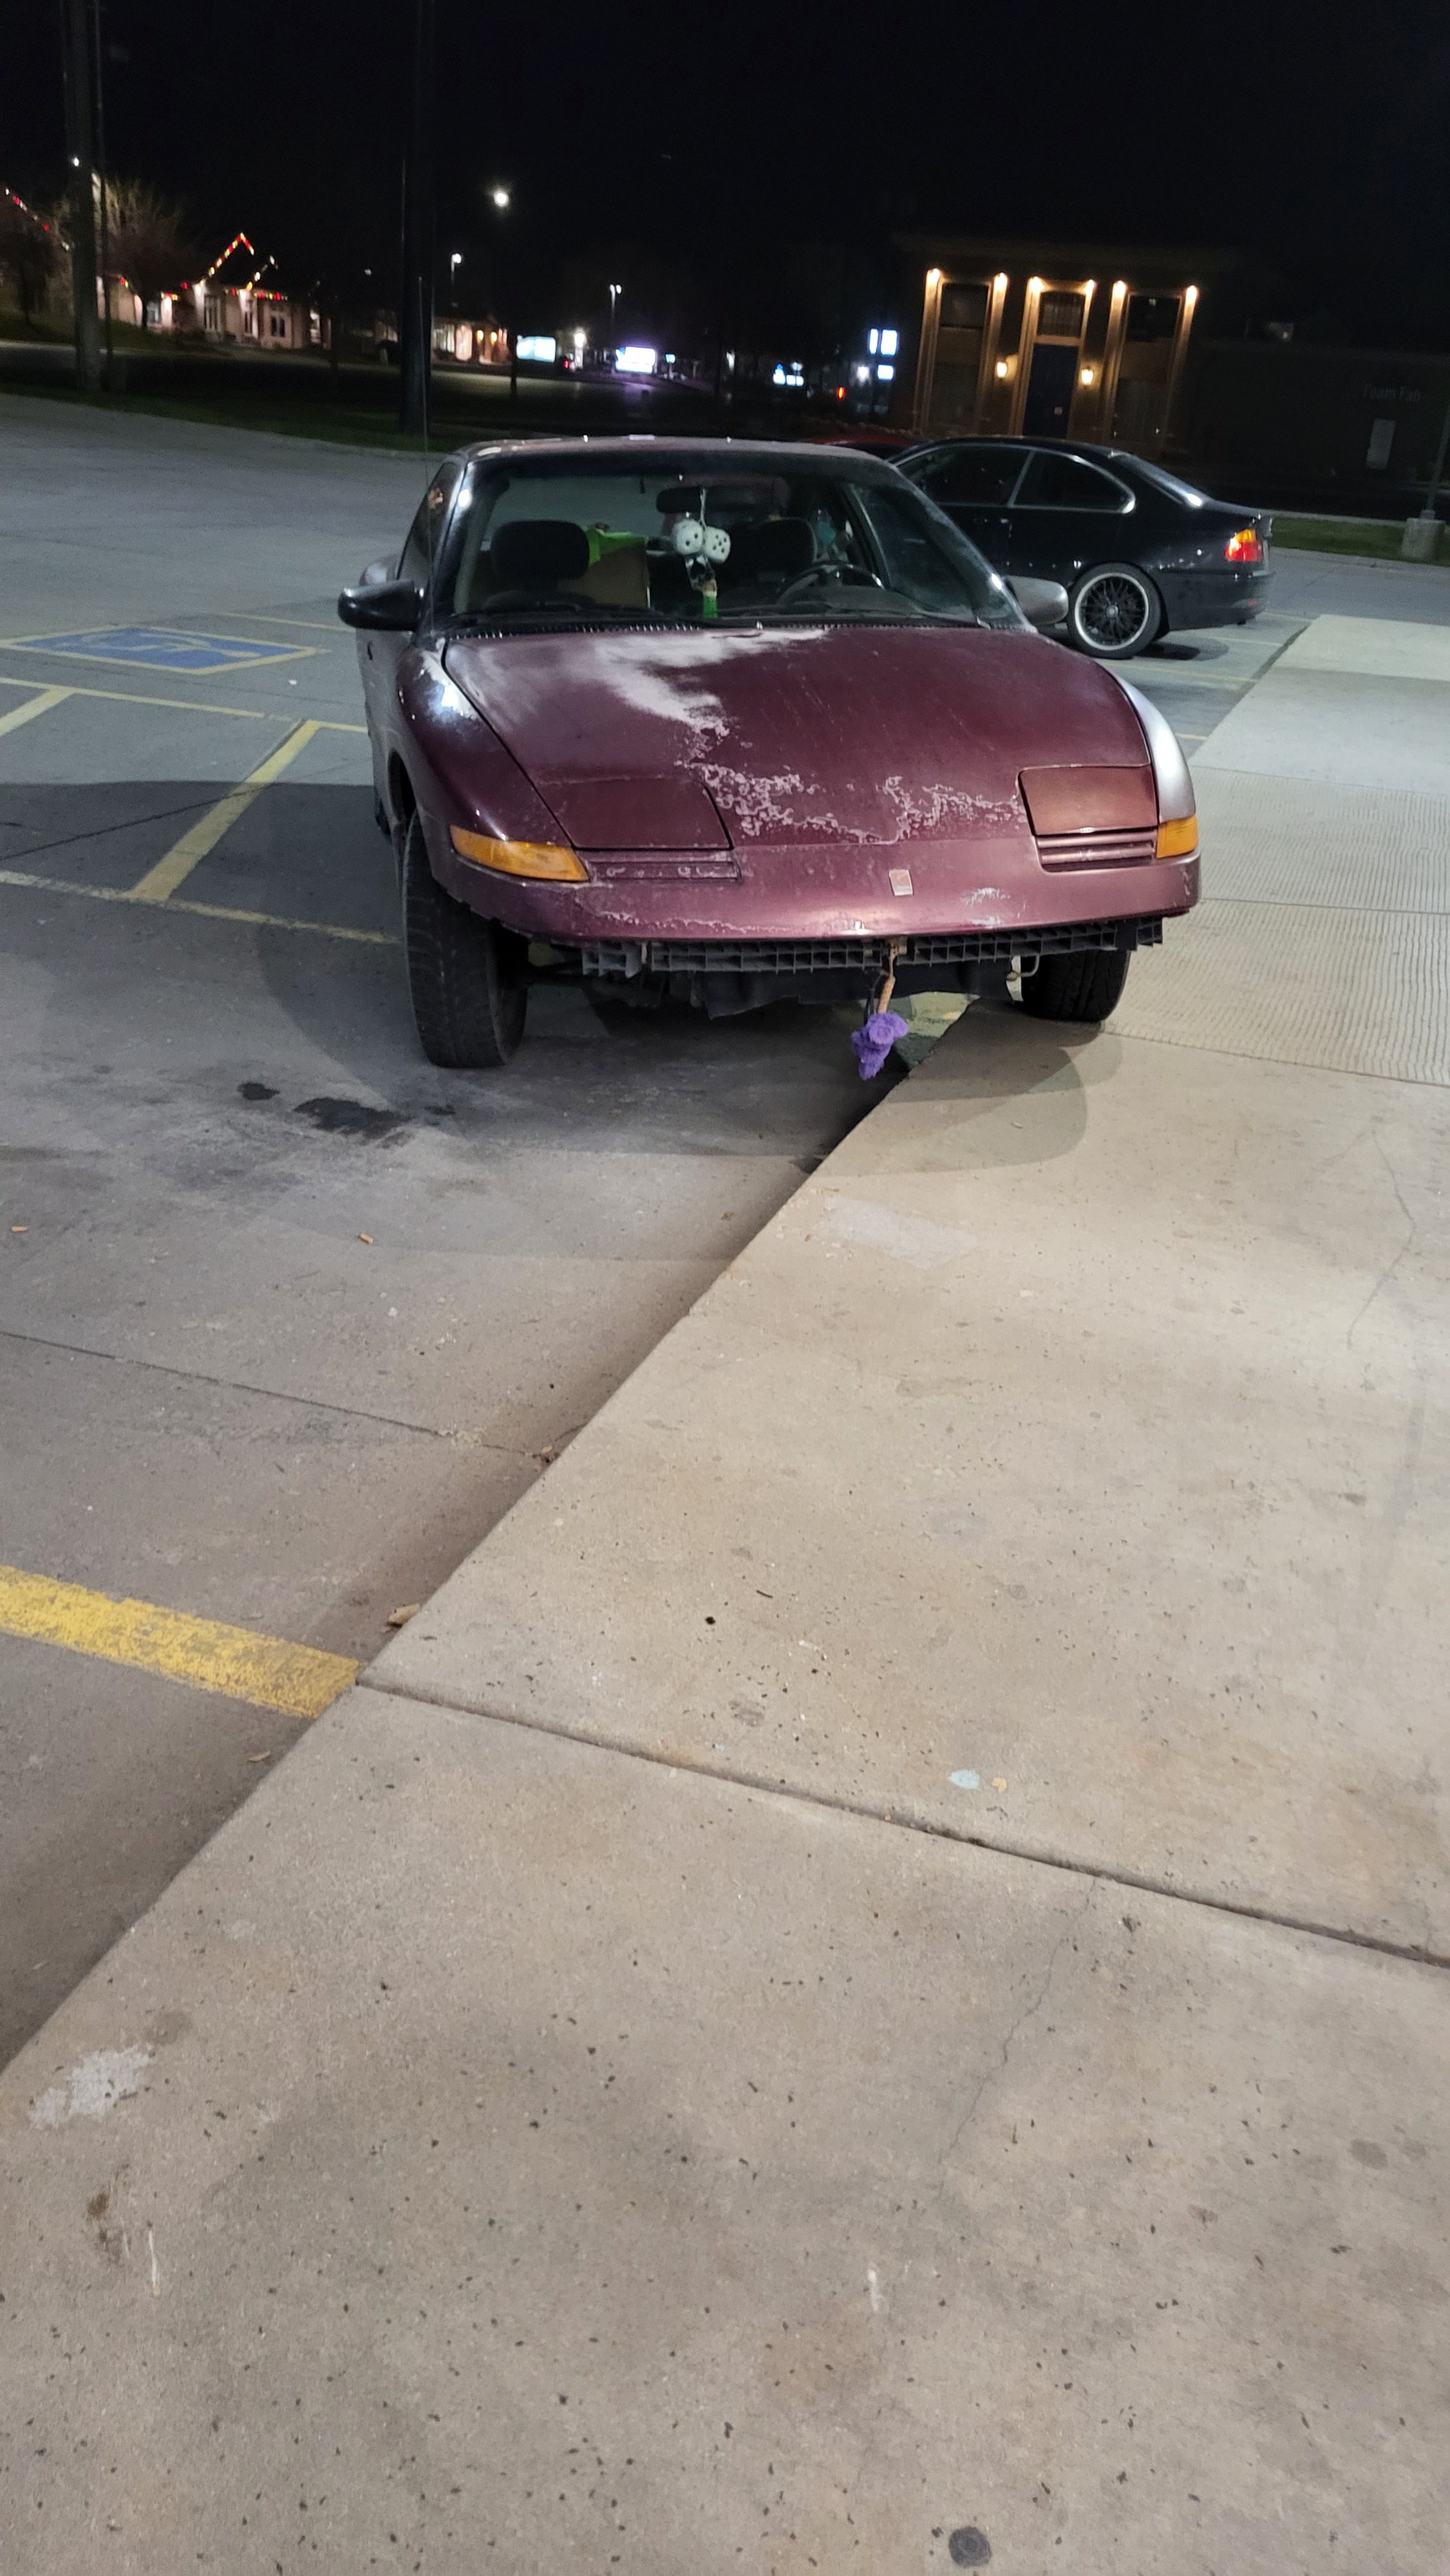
(398, 462, 462, 587)
(920, 444, 1027, 506)
(1017, 453, 1131, 511)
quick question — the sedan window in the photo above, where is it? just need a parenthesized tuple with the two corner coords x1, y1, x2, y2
(917, 444, 1028, 506)
(1017, 453, 1131, 512)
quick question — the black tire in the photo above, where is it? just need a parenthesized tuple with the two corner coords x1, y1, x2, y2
(1019, 947, 1131, 1023)
(1067, 562, 1163, 659)
(400, 813, 527, 1068)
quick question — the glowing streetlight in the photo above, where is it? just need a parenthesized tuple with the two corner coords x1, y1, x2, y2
(489, 184, 511, 211)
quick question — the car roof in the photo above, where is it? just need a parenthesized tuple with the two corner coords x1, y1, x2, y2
(442, 433, 903, 475)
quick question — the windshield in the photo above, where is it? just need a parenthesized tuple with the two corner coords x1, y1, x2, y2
(445, 451, 1024, 632)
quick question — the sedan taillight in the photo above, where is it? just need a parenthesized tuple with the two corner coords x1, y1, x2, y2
(1224, 526, 1263, 564)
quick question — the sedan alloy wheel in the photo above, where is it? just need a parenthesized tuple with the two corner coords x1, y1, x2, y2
(1068, 563, 1163, 659)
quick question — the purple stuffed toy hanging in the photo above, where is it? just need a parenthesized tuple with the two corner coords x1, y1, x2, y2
(850, 1009, 909, 1079)
(851, 940, 908, 1079)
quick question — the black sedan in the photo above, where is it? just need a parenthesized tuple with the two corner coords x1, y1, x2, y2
(896, 437, 1272, 659)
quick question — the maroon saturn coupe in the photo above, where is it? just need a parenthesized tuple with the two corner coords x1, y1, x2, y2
(339, 438, 1199, 1069)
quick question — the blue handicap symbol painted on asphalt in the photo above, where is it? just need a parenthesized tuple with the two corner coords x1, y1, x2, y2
(9, 627, 306, 673)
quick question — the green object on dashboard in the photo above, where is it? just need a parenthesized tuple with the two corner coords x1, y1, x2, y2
(587, 526, 646, 564)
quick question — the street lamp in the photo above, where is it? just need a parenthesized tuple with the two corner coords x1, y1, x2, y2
(489, 184, 511, 211)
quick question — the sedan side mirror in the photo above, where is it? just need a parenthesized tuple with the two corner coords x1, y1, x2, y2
(337, 578, 424, 632)
(1008, 576, 1070, 630)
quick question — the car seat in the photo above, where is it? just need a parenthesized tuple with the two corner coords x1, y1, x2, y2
(487, 518, 591, 596)
(719, 516, 816, 592)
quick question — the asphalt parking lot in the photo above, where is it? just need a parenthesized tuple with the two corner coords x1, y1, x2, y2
(1, 392, 1443, 2067)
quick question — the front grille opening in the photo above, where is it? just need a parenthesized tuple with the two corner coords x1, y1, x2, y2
(579, 918, 1163, 980)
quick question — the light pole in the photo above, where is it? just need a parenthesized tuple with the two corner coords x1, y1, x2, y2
(59, 0, 101, 393)
(608, 281, 622, 359)
(1404, 395, 1450, 562)
(398, 0, 435, 439)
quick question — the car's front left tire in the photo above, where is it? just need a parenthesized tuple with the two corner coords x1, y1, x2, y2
(1019, 947, 1131, 1023)
(400, 813, 528, 1068)
(1067, 563, 1163, 659)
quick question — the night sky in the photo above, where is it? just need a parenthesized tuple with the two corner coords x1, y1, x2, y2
(3, 0, 1445, 346)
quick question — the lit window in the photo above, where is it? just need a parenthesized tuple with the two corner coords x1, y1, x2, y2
(880, 328, 898, 357)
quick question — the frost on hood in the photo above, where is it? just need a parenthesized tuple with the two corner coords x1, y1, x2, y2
(700, 766, 1021, 846)
(695, 765, 851, 841)
(880, 776, 1019, 840)
(466, 626, 819, 749)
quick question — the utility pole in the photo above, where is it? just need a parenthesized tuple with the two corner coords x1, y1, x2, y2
(397, 0, 435, 439)
(90, 0, 113, 384)
(59, 0, 102, 393)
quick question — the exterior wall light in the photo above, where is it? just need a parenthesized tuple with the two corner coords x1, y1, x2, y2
(1028, 275, 1043, 293)
(995, 271, 1008, 289)
(926, 266, 942, 287)
(1185, 283, 1200, 304)
(1080, 365, 1096, 385)
(994, 358, 1010, 379)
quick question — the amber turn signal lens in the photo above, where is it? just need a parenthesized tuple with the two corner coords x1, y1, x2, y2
(449, 827, 587, 881)
(1223, 526, 1263, 564)
(1156, 815, 1199, 860)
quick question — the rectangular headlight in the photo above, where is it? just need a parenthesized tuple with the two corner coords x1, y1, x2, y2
(450, 827, 588, 882)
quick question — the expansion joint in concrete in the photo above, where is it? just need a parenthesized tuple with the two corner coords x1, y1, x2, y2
(355, 1674, 1450, 1976)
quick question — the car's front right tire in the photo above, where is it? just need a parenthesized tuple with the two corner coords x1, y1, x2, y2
(1019, 948, 1131, 1023)
(400, 812, 528, 1068)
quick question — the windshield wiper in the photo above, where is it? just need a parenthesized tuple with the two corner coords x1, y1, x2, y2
(446, 601, 666, 633)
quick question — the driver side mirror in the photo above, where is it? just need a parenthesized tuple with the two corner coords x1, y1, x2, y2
(337, 578, 424, 632)
(1008, 576, 1070, 631)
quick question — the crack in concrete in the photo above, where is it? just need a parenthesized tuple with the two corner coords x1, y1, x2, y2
(0, 1323, 540, 1455)
(1347, 1130, 1420, 1345)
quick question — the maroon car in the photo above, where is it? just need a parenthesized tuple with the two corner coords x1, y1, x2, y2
(339, 438, 1199, 1068)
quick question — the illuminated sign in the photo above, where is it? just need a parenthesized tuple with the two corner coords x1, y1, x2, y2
(616, 345, 657, 374)
(515, 335, 556, 363)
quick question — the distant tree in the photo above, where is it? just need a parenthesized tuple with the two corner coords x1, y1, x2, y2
(0, 191, 61, 325)
(101, 180, 198, 324)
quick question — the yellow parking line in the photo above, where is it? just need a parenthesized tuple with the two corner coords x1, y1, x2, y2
(131, 720, 323, 902)
(0, 674, 366, 730)
(0, 685, 72, 737)
(0, 1562, 358, 1719)
(0, 866, 395, 942)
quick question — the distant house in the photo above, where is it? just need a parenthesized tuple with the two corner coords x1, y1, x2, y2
(171, 232, 326, 350)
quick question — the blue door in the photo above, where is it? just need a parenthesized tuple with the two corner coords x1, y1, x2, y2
(1022, 342, 1077, 439)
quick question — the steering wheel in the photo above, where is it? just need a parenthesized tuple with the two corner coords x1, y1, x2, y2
(773, 563, 886, 607)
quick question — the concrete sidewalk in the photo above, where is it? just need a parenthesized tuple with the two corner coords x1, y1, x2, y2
(2, 616, 1447, 2568)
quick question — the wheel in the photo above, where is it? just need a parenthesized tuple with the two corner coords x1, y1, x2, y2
(400, 812, 527, 1068)
(1067, 563, 1163, 659)
(1019, 947, 1131, 1023)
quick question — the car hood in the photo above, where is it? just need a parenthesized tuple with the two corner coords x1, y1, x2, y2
(441, 622, 1149, 850)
